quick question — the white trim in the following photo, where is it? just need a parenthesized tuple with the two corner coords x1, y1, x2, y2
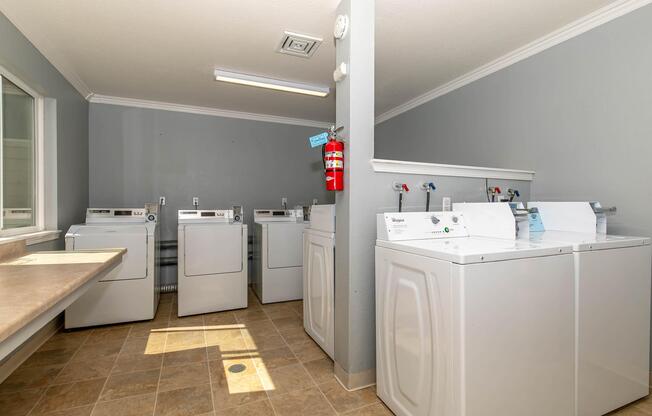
(375, 0, 652, 124)
(88, 94, 333, 129)
(0, 230, 60, 246)
(371, 158, 535, 181)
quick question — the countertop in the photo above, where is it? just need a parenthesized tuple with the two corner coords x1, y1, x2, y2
(0, 240, 125, 344)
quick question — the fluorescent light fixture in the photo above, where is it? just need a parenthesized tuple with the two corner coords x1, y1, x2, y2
(214, 69, 329, 97)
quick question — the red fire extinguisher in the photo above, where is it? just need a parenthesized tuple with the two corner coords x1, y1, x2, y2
(323, 127, 344, 191)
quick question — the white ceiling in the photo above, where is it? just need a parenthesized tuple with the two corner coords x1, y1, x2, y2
(0, 0, 627, 125)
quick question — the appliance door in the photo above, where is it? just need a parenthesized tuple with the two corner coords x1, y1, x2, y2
(268, 223, 304, 269)
(303, 231, 334, 357)
(71, 225, 148, 282)
(184, 224, 242, 276)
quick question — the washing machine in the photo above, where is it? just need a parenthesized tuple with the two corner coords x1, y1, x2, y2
(65, 207, 160, 328)
(526, 201, 652, 416)
(303, 204, 335, 358)
(253, 208, 308, 303)
(375, 211, 575, 416)
(177, 208, 247, 316)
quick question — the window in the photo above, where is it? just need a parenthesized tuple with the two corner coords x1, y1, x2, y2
(0, 70, 43, 237)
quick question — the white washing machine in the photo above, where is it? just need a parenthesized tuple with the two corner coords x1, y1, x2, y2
(303, 204, 335, 359)
(253, 209, 308, 303)
(375, 211, 575, 416)
(527, 201, 652, 416)
(65, 207, 160, 328)
(177, 208, 247, 316)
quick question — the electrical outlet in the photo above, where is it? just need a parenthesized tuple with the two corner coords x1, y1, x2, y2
(159, 196, 166, 206)
(312, 198, 318, 205)
(192, 197, 199, 207)
(281, 197, 288, 207)
(392, 181, 402, 191)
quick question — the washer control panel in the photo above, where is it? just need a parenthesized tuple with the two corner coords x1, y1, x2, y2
(178, 209, 234, 222)
(377, 211, 468, 241)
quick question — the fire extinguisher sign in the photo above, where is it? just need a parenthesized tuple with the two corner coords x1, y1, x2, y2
(308, 132, 329, 148)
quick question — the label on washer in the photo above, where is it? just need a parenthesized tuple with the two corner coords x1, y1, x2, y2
(379, 212, 469, 241)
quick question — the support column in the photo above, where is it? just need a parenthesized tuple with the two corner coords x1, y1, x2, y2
(334, 0, 376, 390)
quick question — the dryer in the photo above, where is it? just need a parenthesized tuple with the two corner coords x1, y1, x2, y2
(303, 204, 335, 359)
(253, 208, 308, 303)
(375, 211, 575, 416)
(65, 207, 159, 328)
(527, 201, 652, 416)
(177, 208, 247, 316)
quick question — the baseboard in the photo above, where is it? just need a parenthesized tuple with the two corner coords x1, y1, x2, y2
(334, 361, 376, 391)
(0, 314, 62, 383)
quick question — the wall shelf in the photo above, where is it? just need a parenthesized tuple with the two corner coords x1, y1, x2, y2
(371, 158, 535, 181)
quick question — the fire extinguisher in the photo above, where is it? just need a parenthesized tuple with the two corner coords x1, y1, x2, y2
(323, 127, 344, 191)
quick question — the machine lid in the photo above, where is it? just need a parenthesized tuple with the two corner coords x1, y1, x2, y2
(308, 204, 335, 233)
(254, 209, 302, 223)
(178, 209, 234, 223)
(376, 236, 572, 264)
(529, 230, 650, 251)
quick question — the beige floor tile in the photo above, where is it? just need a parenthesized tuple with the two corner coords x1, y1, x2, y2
(163, 348, 207, 367)
(214, 399, 275, 416)
(289, 339, 328, 363)
(167, 315, 204, 328)
(31, 378, 105, 415)
(155, 384, 213, 416)
(85, 327, 131, 345)
(278, 327, 311, 346)
(262, 305, 297, 320)
(211, 375, 268, 411)
(303, 358, 335, 384)
(343, 402, 394, 416)
(73, 340, 125, 361)
(234, 309, 268, 323)
(242, 320, 280, 337)
(0, 364, 63, 393)
(203, 312, 238, 326)
(205, 329, 247, 352)
(242, 331, 287, 352)
(99, 369, 159, 402)
(270, 386, 335, 416)
(53, 356, 116, 384)
(319, 380, 379, 414)
(271, 316, 303, 331)
(113, 351, 163, 374)
(159, 293, 174, 304)
(121, 333, 166, 355)
(22, 348, 77, 368)
(0, 388, 45, 416)
(159, 362, 210, 392)
(45, 404, 94, 415)
(91, 393, 156, 416)
(39, 332, 89, 351)
(128, 322, 169, 339)
(259, 363, 315, 397)
(165, 330, 205, 352)
(252, 346, 298, 371)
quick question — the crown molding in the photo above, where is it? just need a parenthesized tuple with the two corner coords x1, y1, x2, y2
(88, 94, 333, 129)
(375, 0, 652, 125)
(372, 159, 535, 181)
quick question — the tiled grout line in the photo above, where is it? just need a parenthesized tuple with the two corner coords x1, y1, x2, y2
(202, 311, 218, 415)
(25, 328, 93, 416)
(89, 324, 133, 415)
(150, 296, 174, 416)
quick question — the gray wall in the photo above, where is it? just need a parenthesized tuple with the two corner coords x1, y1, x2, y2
(375, 5, 652, 362)
(376, 4, 652, 238)
(0, 12, 89, 249)
(89, 103, 334, 283)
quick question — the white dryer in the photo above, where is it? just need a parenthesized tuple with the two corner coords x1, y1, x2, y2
(177, 208, 247, 316)
(527, 201, 652, 416)
(253, 209, 307, 303)
(303, 204, 335, 359)
(375, 211, 575, 416)
(65, 207, 160, 328)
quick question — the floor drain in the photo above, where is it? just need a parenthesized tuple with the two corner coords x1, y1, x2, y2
(228, 364, 247, 373)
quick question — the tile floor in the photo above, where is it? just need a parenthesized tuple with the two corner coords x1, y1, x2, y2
(0, 289, 391, 416)
(1, 288, 650, 416)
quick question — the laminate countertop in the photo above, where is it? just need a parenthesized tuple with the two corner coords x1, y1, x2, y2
(0, 240, 125, 345)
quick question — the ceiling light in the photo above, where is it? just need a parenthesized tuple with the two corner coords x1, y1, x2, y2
(214, 69, 329, 97)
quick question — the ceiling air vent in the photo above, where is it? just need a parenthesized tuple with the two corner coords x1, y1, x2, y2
(277, 31, 322, 58)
